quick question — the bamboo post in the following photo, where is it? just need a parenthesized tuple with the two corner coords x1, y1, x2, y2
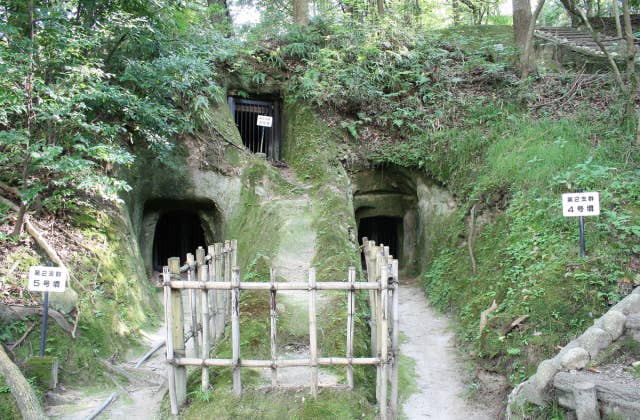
(379, 263, 389, 420)
(214, 243, 224, 340)
(390, 259, 399, 419)
(200, 264, 210, 392)
(167, 257, 186, 413)
(187, 253, 199, 358)
(308, 268, 318, 397)
(375, 250, 384, 403)
(224, 241, 231, 319)
(231, 266, 241, 396)
(207, 245, 217, 340)
(363, 238, 378, 358)
(231, 239, 238, 267)
(346, 266, 356, 389)
(269, 267, 278, 387)
(196, 247, 205, 345)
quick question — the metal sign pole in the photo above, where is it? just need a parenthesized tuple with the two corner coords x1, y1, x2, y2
(39, 290, 49, 356)
(579, 215, 586, 257)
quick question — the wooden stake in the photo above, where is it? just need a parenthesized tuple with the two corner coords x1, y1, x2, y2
(167, 257, 185, 414)
(363, 238, 378, 358)
(214, 243, 224, 340)
(269, 267, 278, 387)
(207, 245, 217, 340)
(375, 251, 384, 403)
(187, 253, 199, 358)
(224, 241, 231, 319)
(200, 264, 210, 392)
(231, 239, 238, 267)
(231, 266, 241, 396)
(390, 259, 399, 418)
(347, 266, 355, 389)
(309, 268, 318, 397)
(379, 263, 389, 420)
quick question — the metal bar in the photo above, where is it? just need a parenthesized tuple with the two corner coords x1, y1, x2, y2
(579, 216, 586, 257)
(167, 280, 385, 291)
(39, 291, 49, 357)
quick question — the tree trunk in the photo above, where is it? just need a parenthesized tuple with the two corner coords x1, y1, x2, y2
(293, 0, 309, 25)
(622, 0, 637, 119)
(521, 0, 546, 78)
(513, 0, 533, 73)
(207, 0, 231, 26)
(377, 0, 384, 15)
(612, 0, 622, 38)
(452, 0, 461, 25)
(0, 344, 47, 420)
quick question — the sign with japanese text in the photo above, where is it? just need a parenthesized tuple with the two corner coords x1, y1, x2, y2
(562, 192, 600, 217)
(256, 115, 273, 127)
(28, 266, 68, 292)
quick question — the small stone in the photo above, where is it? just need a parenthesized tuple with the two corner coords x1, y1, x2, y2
(632, 361, 640, 368)
(577, 327, 612, 358)
(596, 310, 626, 340)
(561, 347, 590, 370)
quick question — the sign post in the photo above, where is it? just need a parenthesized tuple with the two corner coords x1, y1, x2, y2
(562, 191, 600, 257)
(28, 264, 68, 356)
(256, 115, 273, 155)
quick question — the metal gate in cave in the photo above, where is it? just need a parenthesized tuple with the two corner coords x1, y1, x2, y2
(228, 97, 280, 160)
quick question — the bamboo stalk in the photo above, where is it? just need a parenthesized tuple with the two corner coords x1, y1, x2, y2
(309, 268, 318, 397)
(207, 245, 217, 341)
(270, 267, 278, 387)
(173, 356, 380, 367)
(346, 266, 355, 389)
(231, 239, 238, 267)
(231, 266, 241, 396)
(390, 259, 399, 419)
(366, 239, 378, 359)
(200, 264, 210, 392)
(214, 243, 224, 340)
(187, 253, 199, 358)
(166, 259, 180, 415)
(375, 251, 384, 404)
(166, 280, 383, 291)
(379, 264, 389, 420)
(224, 241, 231, 321)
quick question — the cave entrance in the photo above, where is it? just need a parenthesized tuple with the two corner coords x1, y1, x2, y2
(141, 199, 222, 273)
(228, 97, 280, 160)
(358, 216, 403, 261)
(152, 211, 206, 269)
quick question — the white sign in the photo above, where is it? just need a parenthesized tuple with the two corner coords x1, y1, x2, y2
(28, 266, 67, 292)
(562, 192, 600, 217)
(256, 115, 273, 127)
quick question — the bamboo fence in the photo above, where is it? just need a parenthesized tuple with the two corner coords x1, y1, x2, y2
(163, 238, 399, 418)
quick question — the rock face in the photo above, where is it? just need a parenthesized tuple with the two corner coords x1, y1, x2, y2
(350, 166, 456, 273)
(507, 287, 640, 419)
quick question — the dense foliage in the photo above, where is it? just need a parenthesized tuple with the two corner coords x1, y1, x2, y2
(0, 1, 234, 215)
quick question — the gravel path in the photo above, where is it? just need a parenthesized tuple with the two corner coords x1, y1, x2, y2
(400, 278, 494, 420)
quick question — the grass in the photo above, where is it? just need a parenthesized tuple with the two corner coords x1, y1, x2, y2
(179, 386, 377, 419)
(413, 108, 640, 387)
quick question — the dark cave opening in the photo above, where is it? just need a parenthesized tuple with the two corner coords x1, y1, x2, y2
(228, 96, 280, 160)
(358, 216, 404, 261)
(152, 210, 207, 269)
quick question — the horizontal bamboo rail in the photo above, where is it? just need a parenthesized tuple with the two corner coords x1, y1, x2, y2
(164, 280, 387, 291)
(172, 357, 381, 367)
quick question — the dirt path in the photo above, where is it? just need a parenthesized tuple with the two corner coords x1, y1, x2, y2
(400, 277, 494, 420)
(45, 325, 168, 419)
